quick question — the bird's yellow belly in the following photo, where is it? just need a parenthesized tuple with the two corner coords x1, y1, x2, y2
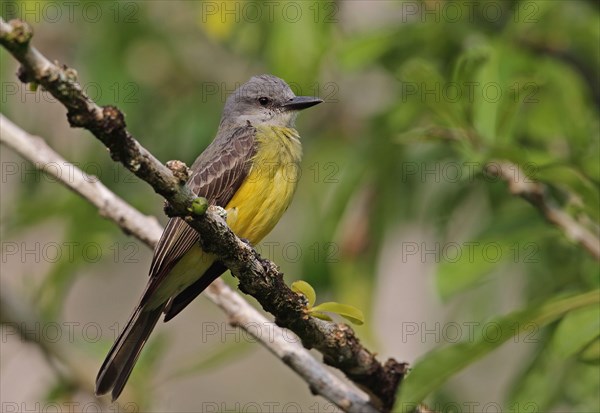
(151, 126, 301, 306)
(225, 126, 302, 244)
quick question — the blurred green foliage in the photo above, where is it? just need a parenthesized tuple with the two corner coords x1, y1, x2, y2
(1, 0, 598, 411)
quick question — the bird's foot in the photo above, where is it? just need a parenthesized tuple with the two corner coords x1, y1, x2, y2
(208, 205, 228, 220)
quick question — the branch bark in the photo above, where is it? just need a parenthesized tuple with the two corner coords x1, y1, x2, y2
(485, 161, 600, 260)
(425, 126, 599, 262)
(1, 18, 405, 410)
(0, 115, 163, 246)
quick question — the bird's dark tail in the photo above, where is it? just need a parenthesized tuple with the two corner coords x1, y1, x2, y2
(95, 304, 165, 401)
(163, 262, 226, 322)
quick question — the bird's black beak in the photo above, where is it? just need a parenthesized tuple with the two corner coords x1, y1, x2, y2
(282, 96, 323, 111)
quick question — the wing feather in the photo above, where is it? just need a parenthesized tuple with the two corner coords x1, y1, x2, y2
(140, 125, 257, 306)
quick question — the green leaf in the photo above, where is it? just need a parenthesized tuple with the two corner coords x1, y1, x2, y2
(552, 305, 600, 359)
(310, 302, 365, 325)
(579, 337, 600, 364)
(291, 280, 316, 307)
(451, 46, 491, 86)
(310, 312, 333, 321)
(395, 290, 600, 410)
(436, 239, 509, 299)
(507, 340, 569, 411)
(472, 46, 499, 143)
(398, 59, 463, 128)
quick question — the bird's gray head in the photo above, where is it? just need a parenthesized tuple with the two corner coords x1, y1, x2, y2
(220, 74, 322, 128)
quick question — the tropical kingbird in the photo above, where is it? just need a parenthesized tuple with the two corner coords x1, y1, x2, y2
(95, 74, 322, 400)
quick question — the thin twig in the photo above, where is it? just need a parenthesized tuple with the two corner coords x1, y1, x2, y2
(1, 18, 404, 410)
(425, 126, 600, 262)
(0, 115, 163, 246)
(485, 161, 600, 260)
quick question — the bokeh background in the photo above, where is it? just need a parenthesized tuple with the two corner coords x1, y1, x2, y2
(1, 1, 598, 412)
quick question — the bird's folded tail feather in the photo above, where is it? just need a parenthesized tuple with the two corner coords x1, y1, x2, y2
(163, 261, 226, 322)
(95, 304, 165, 401)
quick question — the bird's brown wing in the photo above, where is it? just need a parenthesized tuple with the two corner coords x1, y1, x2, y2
(96, 125, 258, 400)
(140, 124, 257, 307)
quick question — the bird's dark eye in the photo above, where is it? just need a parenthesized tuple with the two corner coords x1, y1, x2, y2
(258, 97, 270, 106)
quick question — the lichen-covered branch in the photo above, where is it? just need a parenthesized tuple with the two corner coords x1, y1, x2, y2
(1, 18, 405, 410)
(0, 114, 380, 413)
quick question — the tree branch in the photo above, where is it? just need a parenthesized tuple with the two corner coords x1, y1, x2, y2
(1, 18, 405, 410)
(0, 115, 163, 246)
(425, 126, 599, 262)
(0, 113, 379, 413)
(485, 161, 600, 260)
